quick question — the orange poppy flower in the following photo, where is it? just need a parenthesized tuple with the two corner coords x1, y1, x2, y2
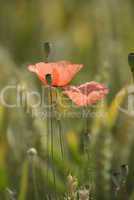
(28, 61, 83, 87)
(63, 82, 109, 106)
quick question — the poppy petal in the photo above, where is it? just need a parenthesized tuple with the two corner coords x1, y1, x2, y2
(63, 82, 109, 106)
(28, 65, 38, 73)
(53, 62, 83, 86)
(28, 61, 83, 87)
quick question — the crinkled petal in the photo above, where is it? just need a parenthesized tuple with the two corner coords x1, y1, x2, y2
(63, 82, 109, 106)
(28, 61, 83, 86)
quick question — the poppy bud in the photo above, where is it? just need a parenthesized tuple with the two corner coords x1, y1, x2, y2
(128, 53, 134, 73)
(111, 172, 121, 191)
(27, 148, 37, 157)
(120, 164, 129, 183)
(43, 42, 51, 62)
(46, 74, 52, 85)
(6, 188, 17, 199)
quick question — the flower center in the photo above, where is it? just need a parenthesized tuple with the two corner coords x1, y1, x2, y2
(45, 74, 52, 85)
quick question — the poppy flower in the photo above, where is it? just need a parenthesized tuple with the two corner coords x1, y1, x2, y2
(63, 81, 109, 106)
(28, 61, 83, 87)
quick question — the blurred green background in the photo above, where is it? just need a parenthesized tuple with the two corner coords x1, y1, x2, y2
(0, 0, 134, 199)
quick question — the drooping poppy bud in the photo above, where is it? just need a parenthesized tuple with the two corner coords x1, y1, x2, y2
(111, 171, 121, 191)
(43, 42, 51, 62)
(27, 148, 38, 157)
(128, 53, 134, 76)
(120, 164, 129, 184)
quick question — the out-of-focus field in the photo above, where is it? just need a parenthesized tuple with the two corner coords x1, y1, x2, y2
(0, 0, 134, 199)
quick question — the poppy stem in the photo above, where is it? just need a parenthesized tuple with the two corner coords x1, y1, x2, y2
(46, 87, 50, 182)
(49, 87, 56, 196)
(58, 119, 64, 160)
(86, 109, 89, 133)
(83, 106, 91, 185)
(55, 89, 64, 161)
(32, 163, 39, 200)
(43, 41, 52, 191)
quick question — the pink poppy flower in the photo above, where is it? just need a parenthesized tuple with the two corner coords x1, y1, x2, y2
(28, 61, 83, 87)
(63, 82, 109, 106)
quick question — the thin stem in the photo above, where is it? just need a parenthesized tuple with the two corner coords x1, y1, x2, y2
(45, 86, 50, 192)
(86, 111, 89, 133)
(31, 160, 39, 200)
(58, 119, 64, 160)
(83, 106, 91, 187)
(55, 89, 64, 160)
(18, 160, 29, 200)
(49, 87, 56, 197)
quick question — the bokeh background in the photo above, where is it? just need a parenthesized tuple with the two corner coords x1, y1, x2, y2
(0, 0, 134, 199)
